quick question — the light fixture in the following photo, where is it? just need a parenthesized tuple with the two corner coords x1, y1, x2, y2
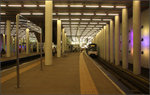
(53, 13, 56, 15)
(71, 22, 79, 24)
(88, 25, 94, 27)
(90, 22, 97, 24)
(92, 19, 101, 21)
(0, 13, 6, 15)
(108, 13, 119, 16)
(8, 5, 22, 7)
(80, 22, 88, 24)
(32, 13, 44, 15)
(71, 18, 80, 20)
(0, 5, 6, 7)
(58, 13, 69, 15)
(60, 18, 69, 20)
(39, 5, 45, 7)
(83, 13, 94, 15)
(55, 5, 68, 7)
(80, 25, 87, 27)
(81, 19, 91, 21)
(0, 22, 5, 24)
(70, 13, 81, 15)
(85, 5, 99, 8)
(24, 5, 37, 7)
(95, 13, 107, 15)
(99, 22, 106, 24)
(103, 19, 111, 21)
(116, 6, 126, 8)
(93, 28, 99, 29)
(70, 5, 83, 7)
(96, 25, 103, 27)
(101, 5, 114, 8)
(20, 13, 31, 15)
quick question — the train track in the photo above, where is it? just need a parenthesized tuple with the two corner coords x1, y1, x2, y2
(92, 57, 149, 94)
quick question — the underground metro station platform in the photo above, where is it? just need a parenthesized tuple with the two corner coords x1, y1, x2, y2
(0, 0, 149, 95)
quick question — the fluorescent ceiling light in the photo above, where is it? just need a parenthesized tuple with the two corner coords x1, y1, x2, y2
(101, 5, 114, 8)
(88, 25, 94, 27)
(0, 22, 5, 24)
(93, 28, 99, 29)
(80, 22, 88, 24)
(24, 5, 37, 7)
(92, 19, 101, 21)
(71, 13, 81, 15)
(8, 5, 22, 7)
(103, 19, 111, 21)
(62, 22, 70, 24)
(90, 22, 97, 24)
(99, 22, 107, 24)
(53, 18, 58, 20)
(80, 25, 86, 27)
(58, 13, 69, 15)
(60, 18, 69, 20)
(96, 13, 107, 15)
(116, 6, 126, 8)
(55, 5, 68, 7)
(96, 25, 102, 27)
(32, 13, 43, 15)
(0, 13, 6, 15)
(39, 5, 45, 7)
(20, 13, 31, 15)
(108, 13, 119, 16)
(82, 19, 91, 21)
(83, 13, 94, 15)
(85, 5, 99, 8)
(71, 22, 79, 24)
(53, 13, 56, 15)
(70, 5, 83, 7)
(63, 25, 69, 27)
(0, 5, 6, 7)
(71, 18, 80, 20)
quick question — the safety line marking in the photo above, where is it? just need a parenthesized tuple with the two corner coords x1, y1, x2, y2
(79, 52, 98, 95)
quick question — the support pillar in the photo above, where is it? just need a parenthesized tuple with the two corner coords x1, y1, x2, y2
(122, 8, 128, 69)
(45, 1, 53, 65)
(133, 0, 141, 74)
(104, 26, 106, 60)
(3, 34, 5, 50)
(57, 20, 61, 57)
(37, 41, 39, 53)
(115, 15, 120, 65)
(6, 20, 11, 57)
(106, 24, 110, 62)
(110, 20, 114, 63)
(26, 28, 29, 54)
(62, 28, 65, 54)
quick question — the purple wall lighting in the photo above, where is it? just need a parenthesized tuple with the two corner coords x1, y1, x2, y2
(129, 29, 133, 55)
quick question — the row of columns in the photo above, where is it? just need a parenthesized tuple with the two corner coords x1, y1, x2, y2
(94, 0, 141, 75)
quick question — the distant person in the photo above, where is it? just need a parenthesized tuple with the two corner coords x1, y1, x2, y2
(1, 48, 6, 57)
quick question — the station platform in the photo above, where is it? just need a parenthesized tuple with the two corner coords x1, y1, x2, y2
(1, 52, 125, 95)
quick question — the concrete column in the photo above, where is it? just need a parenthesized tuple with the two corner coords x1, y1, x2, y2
(122, 8, 128, 69)
(110, 20, 114, 63)
(45, 1, 53, 65)
(104, 26, 106, 60)
(65, 33, 67, 52)
(26, 28, 29, 54)
(133, 0, 141, 74)
(115, 15, 120, 66)
(62, 28, 65, 54)
(6, 20, 11, 57)
(15, 36, 17, 53)
(57, 20, 61, 57)
(37, 41, 39, 53)
(106, 24, 110, 62)
(3, 34, 5, 50)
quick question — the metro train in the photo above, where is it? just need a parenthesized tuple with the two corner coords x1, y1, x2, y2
(86, 43, 98, 57)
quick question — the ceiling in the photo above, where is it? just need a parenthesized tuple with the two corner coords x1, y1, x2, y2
(0, 0, 149, 43)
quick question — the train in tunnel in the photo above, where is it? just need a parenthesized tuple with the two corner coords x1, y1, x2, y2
(86, 43, 98, 57)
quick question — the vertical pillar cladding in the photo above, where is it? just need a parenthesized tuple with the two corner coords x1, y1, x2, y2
(3, 34, 5, 50)
(102, 28, 104, 59)
(26, 28, 29, 54)
(6, 20, 11, 57)
(122, 8, 128, 69)
(62, 28, 65, 54)
(106, 24, 110, 61)
(110, 20, 114, 63)
(57, 20, 61, 57)
(37, 41, 39, 53)
(45, 1, 53, 65)
(115, 15, 120, 66)
(133, 0, 141, 74)
(104, 26, 106, 60)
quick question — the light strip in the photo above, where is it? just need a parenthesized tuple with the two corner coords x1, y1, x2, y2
(71, 22, 79, 24)
(53, 18, 58, 20)
(71, 18, 80, 20)
(32, 13, 44, 15)
(53, 13, 56, 15)
(116, 6, 126, 8)
(39, 5, 45, 7)
(81, 19, 91, 21)
(85, 5, 99, 8)
(80, 25, 87, 27)
(24, 5, 37, 7)
(96, 25, 103, 27)
(8, 5, 22, 7)
(62, 22, 70, 24)
(71, 13, 81, 15)
(90, 22, 97, 24)
(96, 13, 107, 15)
(80, 22, 88, 24)
(55, 5, 68, 7)
(92, 19, 101, 21)
(0, 13, 6, 15)
(108, 13, 119, 16)
(60, 18, 69, 20)
(0, 5, 6, 7)
(20, 13, 31, 15)
(99, 22, 107, 24)
(103, 19, 111, 21)
(70, 5, 83, 7)
(83, 13, 94, 15)
(101, 5, 114, 8)
(58, 13, 69, 15)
